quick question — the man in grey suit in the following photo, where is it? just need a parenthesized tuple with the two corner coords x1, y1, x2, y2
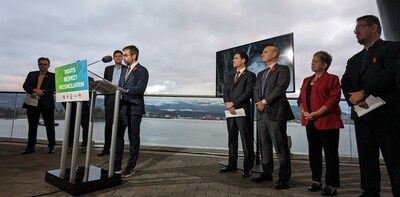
(114, 45, 149, 178)
(98, 50, 125, 156)
(253, 45, 294, 189)
(221, 51, 256, 178)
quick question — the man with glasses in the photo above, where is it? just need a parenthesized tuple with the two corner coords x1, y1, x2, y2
(21, 57, 56, 155)
(341, 15, 400, 197)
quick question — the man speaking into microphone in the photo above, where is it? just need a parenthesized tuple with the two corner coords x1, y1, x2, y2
(114, 45, 149, 178)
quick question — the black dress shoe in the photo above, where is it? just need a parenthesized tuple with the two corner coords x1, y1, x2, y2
(219, 166, 237, 173)
(114, 166, 122, 174)
(359, 191, 380, 197)
(97, 151, 110, 156)
(321, 185, 337, 196)
(308, 182, 322, 192)
(47, 148, 55, 154)
(67, 147, 73, 154)
(275, 180, 290, 190)
(20, 149, 35, 155)
(252, 173, 273, 183)
(241, 170, 252, 178)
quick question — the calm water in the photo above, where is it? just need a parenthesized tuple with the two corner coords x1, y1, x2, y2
(0, 118, 358, 157)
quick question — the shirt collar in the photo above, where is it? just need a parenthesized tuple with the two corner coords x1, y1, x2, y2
(365, 39, 382, 52)
(267, 62, 277, 69)
(236, 67, 246, 73)
(129, 62, 138, 70)
(114, 64, 123, 70)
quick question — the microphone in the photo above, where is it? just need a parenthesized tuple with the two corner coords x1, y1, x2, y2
(87, 55, 113, 66)
(102, 55, 113, 63)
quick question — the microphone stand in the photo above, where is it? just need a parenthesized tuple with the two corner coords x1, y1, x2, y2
(87, 59, 103, 67)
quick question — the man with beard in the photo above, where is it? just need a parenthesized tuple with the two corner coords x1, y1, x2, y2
(341, 15, 400, 197)
(114, 45, 149, 178)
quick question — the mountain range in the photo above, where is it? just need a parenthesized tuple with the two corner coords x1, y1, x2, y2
(0, 93, 351, 121)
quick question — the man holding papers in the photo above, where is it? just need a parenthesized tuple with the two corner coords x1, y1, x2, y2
(221, 51, 256, 178)
(341, 15, 400, 197)
(21, 57, 56, 155)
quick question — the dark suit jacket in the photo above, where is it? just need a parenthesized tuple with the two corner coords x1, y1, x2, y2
(253, 64, 294, 121)
(118, 63, 149, 115)
(297, 72, 344, 130)
(103, 64, 125, 106)
(22, 71, 55, 110)
(223, 69, 256, 116)
(341, 39, 400, 120)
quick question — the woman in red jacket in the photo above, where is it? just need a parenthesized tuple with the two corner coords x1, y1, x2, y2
(297, 51, 344, 196)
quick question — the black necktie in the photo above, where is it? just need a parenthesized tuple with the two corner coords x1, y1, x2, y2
(360, 50, 369, 73)
(234, 71, 240, 84)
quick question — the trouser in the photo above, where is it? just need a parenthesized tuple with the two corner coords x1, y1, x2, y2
(355, 115, 400, 196)
(226, 116, 254, 171)
(26, 105, 55, 150)
(103, 95, 116, 152)
(64, 102, 90, 147)
(114, 104, 142, 170)
(306, 122, 340, 187)
(258, 114, 291, 181)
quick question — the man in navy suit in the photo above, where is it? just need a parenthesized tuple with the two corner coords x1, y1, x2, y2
(341, 15, 400, 197)
(221, 51, 256, 178)
(114, 45, 149, 178)
(253, 45, 294, 189)
(98, 50, 125, 156)
(21, 57, 56, 155)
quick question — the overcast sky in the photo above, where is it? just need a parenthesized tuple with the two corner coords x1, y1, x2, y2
(0, 0, 379, 96)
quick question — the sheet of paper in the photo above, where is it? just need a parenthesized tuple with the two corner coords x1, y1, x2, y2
(24, 94, 39, 107)
(354, 95, 386, 117)
(225, 108, 246, 118)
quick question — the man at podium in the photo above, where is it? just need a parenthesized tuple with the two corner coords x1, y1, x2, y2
(114, 45, 149, 178)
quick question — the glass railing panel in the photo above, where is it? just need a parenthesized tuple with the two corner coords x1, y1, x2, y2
(0, 93, 19, 140)
(0, 92, 361, 161)
(287, 99, 356, 158)
(140, 96, 227, 149)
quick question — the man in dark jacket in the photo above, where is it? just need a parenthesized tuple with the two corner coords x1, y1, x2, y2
(114, 45, 149, 178)
(253, 45, 294, 190)
(341, 15, 400, 197)
(221, 51, 255, 178)
(21, 57, 56, 155)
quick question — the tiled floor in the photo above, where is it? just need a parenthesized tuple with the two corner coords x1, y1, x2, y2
(0, 141, 393, 196)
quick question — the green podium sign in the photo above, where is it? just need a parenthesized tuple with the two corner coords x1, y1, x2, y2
(55, 60, 89, 102)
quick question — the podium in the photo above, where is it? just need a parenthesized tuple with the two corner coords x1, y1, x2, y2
(45, 73, 127, 196)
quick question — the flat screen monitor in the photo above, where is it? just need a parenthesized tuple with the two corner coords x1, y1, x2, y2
(216, 33, 295, 97)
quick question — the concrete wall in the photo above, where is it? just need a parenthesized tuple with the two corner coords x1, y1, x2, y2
(376, 0, 400, 41)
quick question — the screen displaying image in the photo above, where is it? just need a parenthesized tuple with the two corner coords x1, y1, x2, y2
(216, 33, 295, 97)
